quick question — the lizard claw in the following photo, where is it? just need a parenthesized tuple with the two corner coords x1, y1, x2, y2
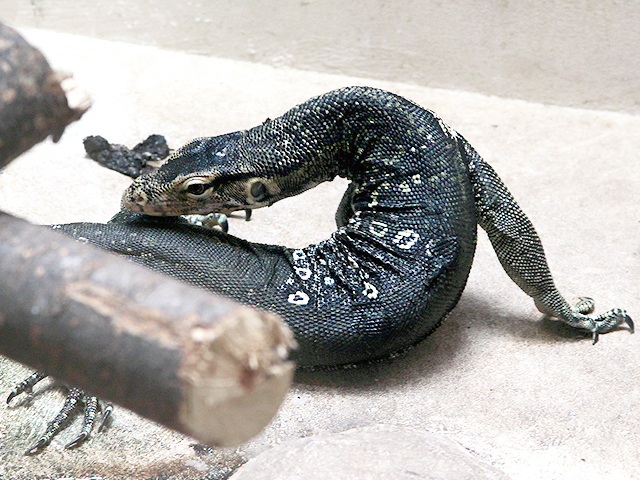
(627, 315, 635, 333)
(184, 213, 229, 233)
(7, 371, 47, 405)
(24, 437, 48, 456)
(8, 374, 112, 454)
(590, 309, 633, 345)
(22, 387, 83, 455)
(62, 396, 112, 449)
(65, 431, 88, 450)
(6, 390, 19, 405)
(98, 403, 113, 432)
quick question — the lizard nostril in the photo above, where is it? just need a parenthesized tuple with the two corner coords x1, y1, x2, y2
(130, 190, 148, 205)
(123, 188, 148, 210)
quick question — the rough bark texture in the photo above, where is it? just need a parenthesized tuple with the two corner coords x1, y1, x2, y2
(0, 21, 90, 169)
(0, 211, 295, 446)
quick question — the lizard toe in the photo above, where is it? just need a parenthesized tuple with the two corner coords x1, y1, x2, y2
(590, 308, 633, 344)
(572, 297, 595, 315)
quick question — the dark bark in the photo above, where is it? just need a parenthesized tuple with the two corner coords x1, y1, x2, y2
(0, 21, 90, 169)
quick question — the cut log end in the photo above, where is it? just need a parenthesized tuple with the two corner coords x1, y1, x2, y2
(178, 307, 297, 447)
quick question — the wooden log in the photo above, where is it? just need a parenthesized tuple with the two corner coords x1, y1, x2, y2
(0, 21, 90, 169)
(0, 211, 296, 447)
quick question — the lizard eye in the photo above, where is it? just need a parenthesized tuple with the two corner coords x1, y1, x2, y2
(183, 178, 212, 199)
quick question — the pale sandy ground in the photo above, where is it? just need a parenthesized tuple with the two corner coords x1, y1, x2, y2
(0, 29, 638, 479)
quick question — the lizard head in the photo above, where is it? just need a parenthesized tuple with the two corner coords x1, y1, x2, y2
(122, 132, 283, 216)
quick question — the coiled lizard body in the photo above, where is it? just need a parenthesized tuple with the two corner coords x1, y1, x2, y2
(56, 86, 631, 367)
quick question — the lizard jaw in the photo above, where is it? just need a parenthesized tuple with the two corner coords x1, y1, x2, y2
(122, 188, 172, 216)
(122, 186, 248, 217)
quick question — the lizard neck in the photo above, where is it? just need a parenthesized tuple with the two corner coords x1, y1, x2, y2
(244, 86, 466, 216)
(123, 86, 469, 219)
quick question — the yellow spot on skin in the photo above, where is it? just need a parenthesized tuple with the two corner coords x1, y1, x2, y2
(399, 181, 411, 193)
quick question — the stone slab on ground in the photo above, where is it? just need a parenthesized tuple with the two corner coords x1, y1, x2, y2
(230, 424, 511, 480)
(0, 28, 638, 480)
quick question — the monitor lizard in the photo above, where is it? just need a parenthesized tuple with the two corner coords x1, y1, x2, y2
(10, 86, 633, 452)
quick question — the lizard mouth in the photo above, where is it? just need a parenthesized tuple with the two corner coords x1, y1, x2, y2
(122, 187, 243, 217)
(121, 188, 181, 216)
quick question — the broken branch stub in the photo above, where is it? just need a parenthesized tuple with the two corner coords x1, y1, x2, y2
(0, 21, 90, 169)
(0, 212, 296, 447)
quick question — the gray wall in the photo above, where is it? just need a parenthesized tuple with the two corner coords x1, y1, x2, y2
(3, 0, 639, 113)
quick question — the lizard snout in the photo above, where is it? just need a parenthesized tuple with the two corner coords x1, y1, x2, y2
(122, 186, 150, 214)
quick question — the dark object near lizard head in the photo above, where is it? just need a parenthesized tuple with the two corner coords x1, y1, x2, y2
(84, 134, 169, 178)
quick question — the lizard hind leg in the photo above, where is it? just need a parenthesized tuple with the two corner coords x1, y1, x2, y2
(463, 139, 633, 343)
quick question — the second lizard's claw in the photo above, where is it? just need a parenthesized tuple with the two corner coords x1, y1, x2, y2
(24, 437, 48, 456)
(184, 213, 229, 233)
(64, 398, 112, 449)
(65, 432, 88, 450)
(7, 371, 47, 404)
(98, 403, 113, 432)
(216, 214, 229, 233)
(23, 387, 84, 455)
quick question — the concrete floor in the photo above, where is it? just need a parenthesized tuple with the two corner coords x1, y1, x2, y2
(0, 29, 638, 479)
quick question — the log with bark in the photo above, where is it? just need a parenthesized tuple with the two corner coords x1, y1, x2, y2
(0, 21, 295, 448)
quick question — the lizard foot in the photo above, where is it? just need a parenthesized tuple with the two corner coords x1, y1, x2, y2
(7, 373, 112, 454)
(184, 213, 229, 233)
(588, 308, 634, 345)
(538, 296, 633, 343)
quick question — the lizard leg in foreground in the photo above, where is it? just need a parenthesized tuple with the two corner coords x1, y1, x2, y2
(7, 373, 112, 454)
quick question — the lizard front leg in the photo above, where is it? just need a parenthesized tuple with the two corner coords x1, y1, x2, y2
(7, 373, 112, 454)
